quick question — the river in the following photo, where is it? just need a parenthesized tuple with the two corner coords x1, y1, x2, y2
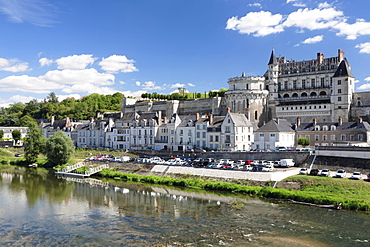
(0, 167, 369, 246)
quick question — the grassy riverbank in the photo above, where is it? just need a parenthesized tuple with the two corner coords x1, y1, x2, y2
(98, 169, 370, 211)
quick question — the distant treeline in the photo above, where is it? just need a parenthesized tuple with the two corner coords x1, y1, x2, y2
(0, 92, 125, 127)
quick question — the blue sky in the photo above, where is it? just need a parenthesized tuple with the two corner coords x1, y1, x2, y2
(1, 0, 370, 107)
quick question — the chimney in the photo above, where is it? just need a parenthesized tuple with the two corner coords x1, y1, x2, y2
(90, 117, 94, 123)
(209, 113, 213, 124)
(164, 116, 167, 124)
(338, 49, 344, 62)
(317, 53, 324, 64)
(245, 108, 250, 120)
(158, 111, 162, 124)
(226, 107, 231, 113)
(358, 116, 363, 124)
(66, 117, 71, 127)
(51, 115, 55, 126)
(276, 118, 280, 125)
(196, 113, 200, 120)
(296, 117, 301, 127)
(313, 118, 317, 126)
(338, 116, 343, 126)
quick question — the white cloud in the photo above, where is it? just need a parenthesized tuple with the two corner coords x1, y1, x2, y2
(39, 57, 53, 67)
(170, 83, 186, 89)
(226, 11, 284, 37)
(0, 58, 29, 72)
(286, 0, 306, 7)
(188, 83, 195, 87)
(9, 95, 38, 103)
(302, 35, 324, 44)
(41, 68, 115, 86)
(141, 81, 164, 90)
(355, 42, 370, 53)
(57, 94, 82, 101)
(135, 81, 141, 86)
(226, 4, 370, 41)
(119, 81, 126, 85)
(357, 83, 370, 91)
(0, 0, 57, 27)
(61, 83, 119, 95)
(0, 75, 62, 93)
(55, 54, 96, 70)
(99, 55, 138, 74)
(354, 80, 360, 84)
(248, 3, 261, 8)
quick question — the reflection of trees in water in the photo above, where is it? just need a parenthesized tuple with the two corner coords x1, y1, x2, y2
(5, 169, 74, 207)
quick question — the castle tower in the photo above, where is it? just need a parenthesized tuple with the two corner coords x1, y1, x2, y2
(330, 57, 355, 121)
(266, 49, 279, 119)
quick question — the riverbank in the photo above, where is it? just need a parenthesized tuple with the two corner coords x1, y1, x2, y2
(96, 163, 370, 212)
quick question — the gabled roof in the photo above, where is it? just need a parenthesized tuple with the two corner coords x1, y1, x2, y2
(178, 115, 197, 127)
(209, 116, 225, 128)
(228, 113, 253, 127)
(333, 59, 354, 78)
(256, 119, 294, 132)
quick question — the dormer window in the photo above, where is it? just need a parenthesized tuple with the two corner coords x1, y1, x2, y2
(330, 125, 336, 131)
(322, 125, 328, 131)
(314, 125, 320, 131)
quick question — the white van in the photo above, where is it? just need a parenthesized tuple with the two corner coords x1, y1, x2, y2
(280, 159, 295, 167)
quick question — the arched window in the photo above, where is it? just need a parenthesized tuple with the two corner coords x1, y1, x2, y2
(320, 91, 327, 95)
(246, 84, 249, 90)
(358, 101, 362, 106)
(283, 94, 289, 98)
(301, 92, 307, 97)
(310, 92, 317, 96)
(292, 93, 298, 97)
(254, 110, 258, 120)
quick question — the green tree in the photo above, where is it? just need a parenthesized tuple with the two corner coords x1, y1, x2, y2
(297, 137, 310, 147)
(24, 123, 46, 164)
(12, 129, 22, 140)
(0, 130, 3, 139)
(44, 131, 75, 166)
(19, 115, 36, 127)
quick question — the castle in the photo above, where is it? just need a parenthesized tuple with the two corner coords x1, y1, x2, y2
(122, 49, 357, 126)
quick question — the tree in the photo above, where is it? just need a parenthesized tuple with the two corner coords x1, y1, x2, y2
(297, 137, 310, 147)
(0, 130, 3, 139)
(12, 129, 21, 140)
(44, 131, 75, 166)
(24, 123, 46, 164)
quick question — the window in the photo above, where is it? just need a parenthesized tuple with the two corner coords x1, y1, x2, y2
(315, 135, 319, 141)
(341, 135, 346, 141)
(210, 135, 213, 142)
(197, 132, 200, 138)
(338, 80, 341, 85)
(254, 110, 258, 120)
(331, 135, 335, 141)
(197, 125, 200, 130)
(358, 134, 363, 141)
(202, 132, 206, 138)
(215, 136, 219, 142)
(323, 135, 327, 141)
(338, 96, 342, 102)
(203, 125, 206, 130)
(180, 130, 183, 135)
(311, 79, 315, 88)
(338, 89, 342, 93)
(225, 126, 230, 133)
(321, 78, 325, 87)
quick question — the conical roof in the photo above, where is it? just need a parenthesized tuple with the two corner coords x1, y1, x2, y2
(268, 49, 277, 65)
(333, 60, 354, 78)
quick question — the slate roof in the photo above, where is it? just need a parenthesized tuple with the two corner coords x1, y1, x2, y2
(268, 49, 277, 65)
(293, 121, 370, 131)
(178, 115, 197, 127)
(229, 113, 253, 127)
(333, 59, 354, 78)
(255, 119, 294, 132)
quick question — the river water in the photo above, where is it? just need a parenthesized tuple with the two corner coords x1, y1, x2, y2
(0, 168, 369, 246)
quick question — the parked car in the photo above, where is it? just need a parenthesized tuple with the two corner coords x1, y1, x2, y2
(367, 174, 370, 180)
(350, 172, 362, 180)
(309, 169, 320, 176)
(299, 168, 308, 175)
(14, 153, 21, 157)
(262, 164, 274, 172)
(320, 169, 330, 177)
(334, 169, 347, 178)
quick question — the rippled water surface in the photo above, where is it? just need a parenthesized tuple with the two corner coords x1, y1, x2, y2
(0, 168, 369, 246)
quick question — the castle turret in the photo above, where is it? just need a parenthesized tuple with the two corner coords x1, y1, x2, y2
(267, 49, 279, 120)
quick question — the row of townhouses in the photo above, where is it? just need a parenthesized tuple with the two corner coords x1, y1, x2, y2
(40, 110, 370, 151)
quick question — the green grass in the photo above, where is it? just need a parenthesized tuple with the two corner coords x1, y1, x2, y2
(96, 169, 370, 211)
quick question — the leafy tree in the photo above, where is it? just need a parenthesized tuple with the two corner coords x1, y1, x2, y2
(297, 137, 310, 147)
(44, 131, 75, 166)
(0, 130, 3, 139)
(24, 123, 46, 164)
(12, 129, 21, 140)
(46, 92, 59, 103)
(19, 115, 36, 127)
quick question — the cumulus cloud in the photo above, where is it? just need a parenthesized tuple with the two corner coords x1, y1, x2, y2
(57, 94, 82, 101)
(0, 75, 62, 93)
(188, 83, 195, 87)
(0, 0, 57, 27)
(61, 83, 119, 95)
(39, 57, 53, 67)
(357, 83, 370, 91)
(355, 42, 370, 53)
(226, 4, 370, 41)
(248, 3, 261, 8)
(226, 11, 284, 37)
(41, 68, 115, 86)
(135, 81, 141, 86)
(170, 83, 186, 89)
(141, 81, 164, 91)
(99, 55, 138, 74)
(0, 58, 29, 72)
(55, 54, 96, 70)
(302, 35, 324, 44)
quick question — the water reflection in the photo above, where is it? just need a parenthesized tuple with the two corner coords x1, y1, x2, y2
(0, 170, 369, 246)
